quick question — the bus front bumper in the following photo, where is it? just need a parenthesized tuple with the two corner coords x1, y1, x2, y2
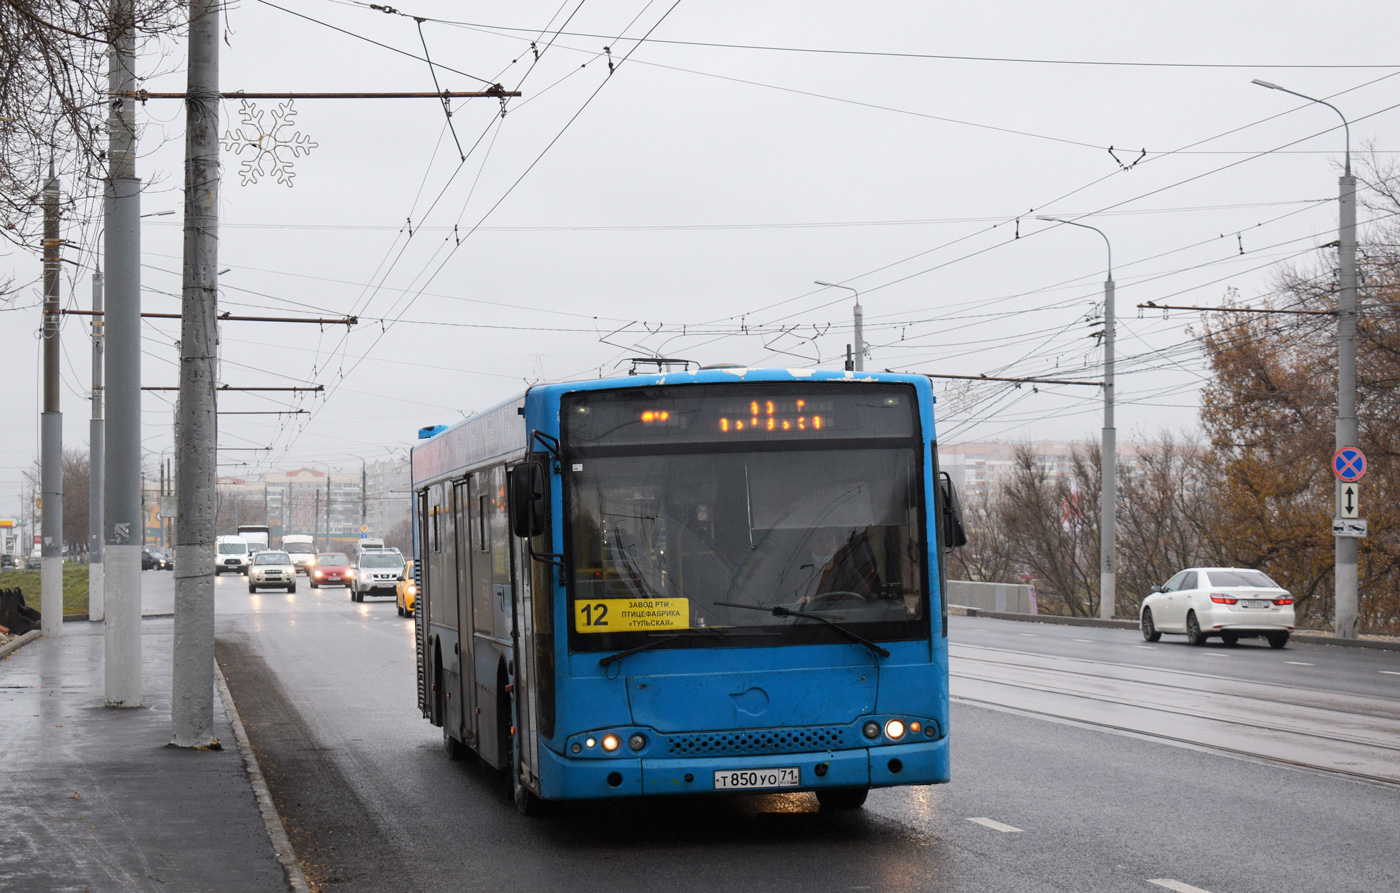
(534, 737, 949, 801)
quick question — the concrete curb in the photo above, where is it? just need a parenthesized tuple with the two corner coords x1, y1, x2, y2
(0, 629, 41, 659)
(951, 605, 1400, 651)
(215, 660, 312, 893)
(62, 612, 175, 622)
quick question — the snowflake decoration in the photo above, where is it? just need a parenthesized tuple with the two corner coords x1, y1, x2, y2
(221, 100, 318, 187)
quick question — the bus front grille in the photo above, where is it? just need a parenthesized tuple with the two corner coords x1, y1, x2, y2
(665, 726, 850, 756)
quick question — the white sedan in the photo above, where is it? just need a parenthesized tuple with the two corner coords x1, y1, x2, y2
(248, 550, 297, 594)
(1140, 567, 1294, 648)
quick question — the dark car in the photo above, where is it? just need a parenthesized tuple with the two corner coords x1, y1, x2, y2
(142, 548, 172, 571)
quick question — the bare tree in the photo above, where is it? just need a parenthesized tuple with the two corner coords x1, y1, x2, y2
(946, 489, 1019, 584)
(25, 448, 90, 554)
(1116, 433, 1222, 613)
(994, 443, 1101, 617)
(0, 1, 183, 289)
(385, 517, 413, 556)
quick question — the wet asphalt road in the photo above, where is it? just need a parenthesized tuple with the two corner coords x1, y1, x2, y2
(212, 576, 1400, 893)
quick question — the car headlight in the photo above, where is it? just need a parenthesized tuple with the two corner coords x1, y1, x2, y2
(407, 584, 417, 596)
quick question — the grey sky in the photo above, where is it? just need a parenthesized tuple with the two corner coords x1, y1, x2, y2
(3, 0, 1398, 523)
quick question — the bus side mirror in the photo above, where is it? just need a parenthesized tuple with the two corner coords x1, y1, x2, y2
(509, 461, 548, 539)
(939, 473, 968, 549)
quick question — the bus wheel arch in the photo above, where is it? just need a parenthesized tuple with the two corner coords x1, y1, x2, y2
(816, 787, 869, 810)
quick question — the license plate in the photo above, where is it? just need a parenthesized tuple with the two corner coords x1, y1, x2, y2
(1242, 599, 1271, 608)
(713, 768, 800, 790)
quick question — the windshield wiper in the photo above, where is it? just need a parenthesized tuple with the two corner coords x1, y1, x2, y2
(597, 627, 776, 667)
(712, 601, 890, 659)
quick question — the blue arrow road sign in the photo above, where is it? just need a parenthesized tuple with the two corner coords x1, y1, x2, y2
(1333, 447, 1367, 482)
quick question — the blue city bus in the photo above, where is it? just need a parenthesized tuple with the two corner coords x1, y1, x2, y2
(410, 368, 965, 813)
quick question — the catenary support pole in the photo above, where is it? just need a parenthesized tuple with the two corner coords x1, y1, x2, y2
(1251, 79, 1360, 639)
(1335, 170, 1359, 638)
(1101, 274, 1117, 620)
(90, 269, 105, 621)
(1036, 217, 1116, 619)
(171, 0, 221, 747)
(104, 0, 142, 706)
(40, 165, 63, 636)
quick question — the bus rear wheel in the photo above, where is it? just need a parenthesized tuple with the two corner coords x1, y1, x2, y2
(815, 787, 868, 810)
(444, 728, 468, 761)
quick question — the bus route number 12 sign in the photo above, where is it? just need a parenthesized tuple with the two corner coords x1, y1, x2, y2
(1333, 447, 1367, 483)
(575, 598, 690, 633)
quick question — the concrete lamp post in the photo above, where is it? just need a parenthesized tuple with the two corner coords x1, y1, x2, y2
(814, 281, 864, 371)
(1036, 216, 1117, 621)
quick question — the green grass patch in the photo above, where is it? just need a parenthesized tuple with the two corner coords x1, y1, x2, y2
(0, 564, 92, 615)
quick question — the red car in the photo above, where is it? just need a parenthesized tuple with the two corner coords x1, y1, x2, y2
(309, 552, 351, 588)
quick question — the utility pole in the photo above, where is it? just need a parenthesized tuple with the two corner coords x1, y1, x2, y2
(1037, 217, 1116, 620)
(90, 269, 104, 621)
(815, 281, 864, 371)
(171, 0, 220, 748)
(1253, 80, 1359, 638)
(1337, 163, 1360, 638)
(40, 163, 63, 637)
(104, 0, 142, 707)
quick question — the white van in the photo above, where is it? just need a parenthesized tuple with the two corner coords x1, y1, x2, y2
(282, 534, 316, 574)
(356, 537, 386, 556)
(216, 535, 251, 575)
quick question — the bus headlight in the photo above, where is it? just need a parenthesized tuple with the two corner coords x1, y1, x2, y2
(884, 719, 906, 740)
(601, 734, 620, 752)
(628, 733, 647, 752)
(863, 721, 880, 739)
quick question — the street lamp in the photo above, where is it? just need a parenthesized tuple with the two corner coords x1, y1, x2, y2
(1253, 79, 1359, 638)
(814, 281, 864, 371)
(1037, 216, 1116, 621)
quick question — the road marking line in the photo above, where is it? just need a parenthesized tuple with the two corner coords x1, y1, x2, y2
(1381, 671, 1400, 676)
(1019, 633, 1038, 637)
(1286, 661, 1313, 666)
(1149, 880, 1215, 893)
(967, 817, 1023, 833)
(1205, 653, 1228, 658)
(1073, 638, 1093, 643)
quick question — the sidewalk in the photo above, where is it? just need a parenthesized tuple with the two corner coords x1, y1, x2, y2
(0, 606, 296, 891)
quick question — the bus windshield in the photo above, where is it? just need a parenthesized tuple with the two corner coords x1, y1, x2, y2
(563, 383, 927, 652)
